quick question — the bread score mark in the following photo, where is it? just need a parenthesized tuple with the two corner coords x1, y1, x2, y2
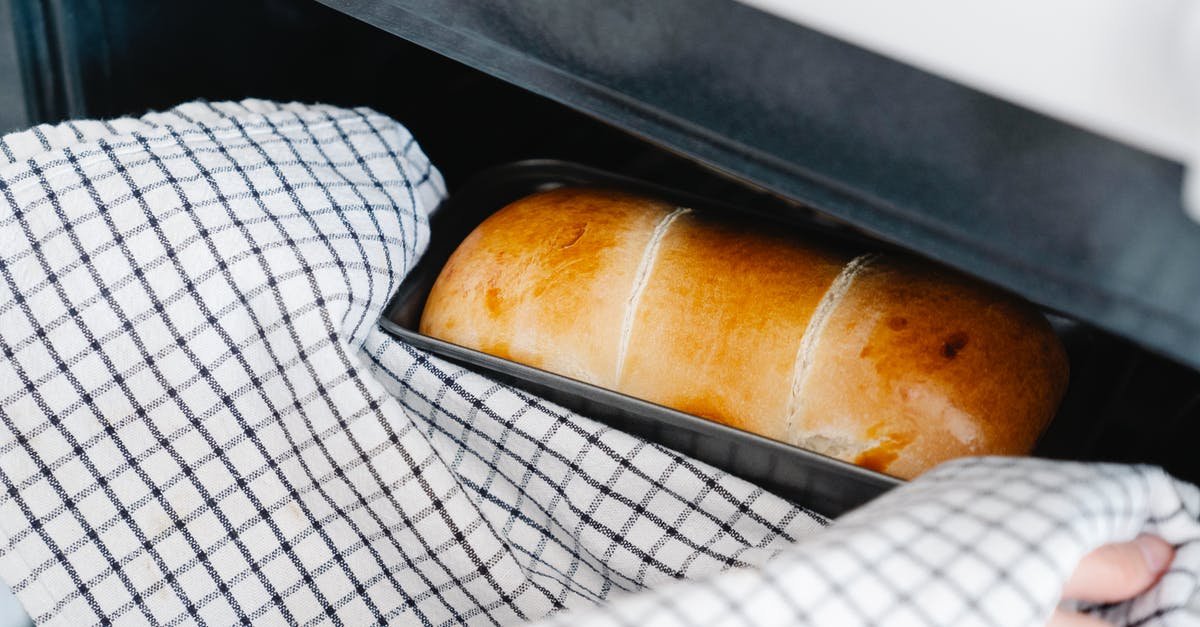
(615, 207, 691, 383)
(786, 252, 880, 448)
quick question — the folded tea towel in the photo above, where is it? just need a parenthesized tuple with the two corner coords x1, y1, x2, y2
(0, 100, 1195, 626)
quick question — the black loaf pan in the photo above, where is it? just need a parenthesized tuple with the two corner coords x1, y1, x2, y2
(380, 160, 1099, 518)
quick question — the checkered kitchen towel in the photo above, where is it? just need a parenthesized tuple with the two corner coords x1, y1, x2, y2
(0, 100, 1196, 626)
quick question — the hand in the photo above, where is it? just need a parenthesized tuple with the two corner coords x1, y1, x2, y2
(1048, 535, 1174, 626)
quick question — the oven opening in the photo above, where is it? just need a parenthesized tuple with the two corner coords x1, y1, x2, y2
(30, 0, 1200, 489)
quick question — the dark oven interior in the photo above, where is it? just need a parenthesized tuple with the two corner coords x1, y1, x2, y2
(7, 0, 1200, 487)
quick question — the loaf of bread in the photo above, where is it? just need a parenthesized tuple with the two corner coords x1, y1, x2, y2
(420, 187, 1069, 478)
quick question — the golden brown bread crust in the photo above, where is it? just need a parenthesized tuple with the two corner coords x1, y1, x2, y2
(420, 187, 673, 386)
(618, 211, 852, 441)
(420, 186, 1070, 479)
(790, 255, 1069, 478)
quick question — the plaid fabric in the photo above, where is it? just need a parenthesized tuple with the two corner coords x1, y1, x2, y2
(0, 100, 1195, 626)
(537, 458, 1200, 627)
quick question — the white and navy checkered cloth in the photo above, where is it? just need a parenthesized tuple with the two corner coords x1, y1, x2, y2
(0, 100, 1197, 626)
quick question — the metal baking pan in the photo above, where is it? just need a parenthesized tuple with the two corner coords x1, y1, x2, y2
(379, 160, 1097, 518)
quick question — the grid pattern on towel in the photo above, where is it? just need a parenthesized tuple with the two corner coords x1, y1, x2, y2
(533, 457, 1200, 627)
(0, 100, 818, 626)
(0, 100, 1196, 626)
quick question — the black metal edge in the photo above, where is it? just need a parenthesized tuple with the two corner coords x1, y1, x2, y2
(4, 0, 109, 127)
(318, 0, 1200, 374)
(382, 320, 900, 516)
(4, 0, 59, 128)
(0, 0, 35, 134)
